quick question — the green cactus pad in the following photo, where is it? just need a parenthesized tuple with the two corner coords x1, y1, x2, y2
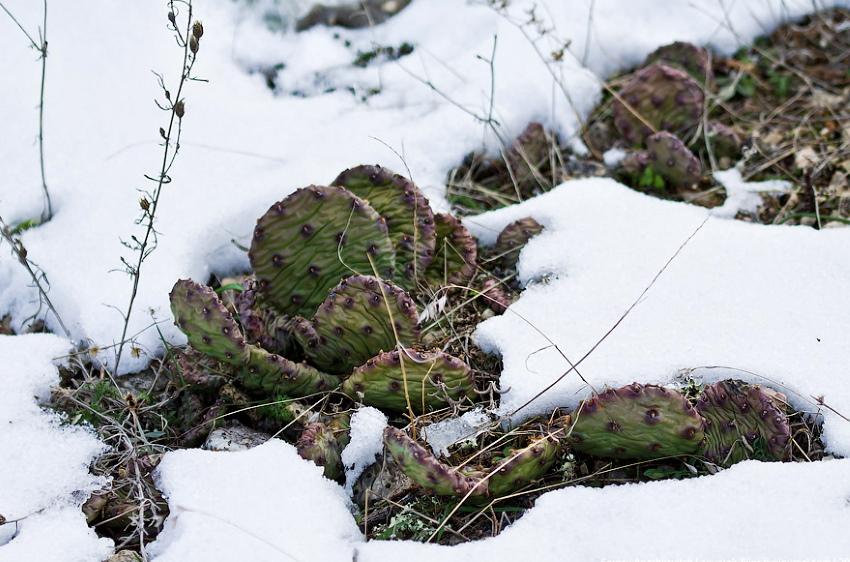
(424, 213, 477, 286)
(293, 275, 420, 375)
(238, 345, 339, 398)
(383, 427, 484, 496)
(343, 349, 476, 414)
(487, 435, 560, 496)
(645, 41, 713, 84)
(170, 279, 337, 398)
(297, 420, 348, 480)
(613, 63, 704, 146)
(645, 131, 702, 187)
(569, 383, 705, 460)
(170, 279, 250, 364)
(493, 217, 544, 270)
(696, 380, 791, 466)
(332, 165, 436, 288)
(249, 185, 395, 317)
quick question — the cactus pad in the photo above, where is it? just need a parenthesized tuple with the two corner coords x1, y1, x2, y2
(424, 213, 477, 286)
(170, 279, 338, 398)
(487, 435, 560, 496)
(613, 63, 704, 146)
(645, 131, 702, 187)
(384, 427, 484, 496)
(297, 418, 349, 480)
(480, 278, 512, 314)
(493, 217, 544, 270)
(332, 165, 436, 288)
(170, 279, 249, 364)
(706, 122, 742, 159)
(569, 383, 705, 459)
(238, 345, 339, 398)
(343, 349, 475, 414)
(293, 275, 420, 375)
(645, 41, 713, 84)
(249, 185, 395, 317)
(696, 380, 791, 466)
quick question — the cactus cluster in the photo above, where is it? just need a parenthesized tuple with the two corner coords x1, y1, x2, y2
(170, 164, 481, 439)
(560, 380, 790, 467)
(610, 41, 744, 192)
(384, 427, 559, 499)
(377, 378, 792, 502)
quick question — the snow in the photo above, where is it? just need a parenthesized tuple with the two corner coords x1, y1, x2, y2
(602, 147, 627, 167)
(148, 440, 362, 562)
(421, 408, 491, 458)
(357, 458, 850, 561)
(341, 407, 388, 494)
(1, 0, 849, 560)
(0, 335, 112, 561)
(3, 0, 845, 373)
(468, 178, 850, 456)
(713, 167, 793, 218)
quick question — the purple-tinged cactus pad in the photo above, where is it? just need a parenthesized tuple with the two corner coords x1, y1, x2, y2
(383, 427, 484, 497)
(480, 278, 512, 314)
(170, 279, 250, 364)
(170, 280, 337, 398)
(297, 415, 350, 480)
(706, 122, 743, 159)
(249, 185, 395, 317)
(613, 63, 704, 146)
(487, 435, 561, 496)
(696, 380, 791, 466)
(645, 131, 702, 187)
(238, 346, 339, 398)
(343, 348, 476, 414)
(569, 383, 706, 460)
(424, 213, 477, 287)
(293, 275, 420, 375)
(645, 41, 713, 85)
(493, 216, 544, 270)
(332, 165, 436, 289)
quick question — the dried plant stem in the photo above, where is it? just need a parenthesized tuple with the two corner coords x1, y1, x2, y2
(0, 214, 70, 337)
(113, 0, 204, 374)
(0, 0, 53, 222)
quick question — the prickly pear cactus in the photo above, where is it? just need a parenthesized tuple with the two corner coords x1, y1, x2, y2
(487, 435, 560, 496)
(645, 131, 702, 187)
(293, 275, 420, 375)
(696, 380, 791, 466)
(170, 279, 338, 398)
(493, 217, 544, 270)
(383, 427, 484, 496)
(249, 185, 395, 317)
(424, 213, 477, 286)
(645, 41, 713, 84)
(568, 383, 706, 459)
(170, 279, 250, 364)
(343, 349, 475, 414)
(234, 278, 299, 357)
(506, 122, 551, 189)
(706, 122, 742, 159)
(332, 165, 436, 288)
(297, 413, 350, 480)
(613, 63, 704, 146)
(480, 278, 512, 314)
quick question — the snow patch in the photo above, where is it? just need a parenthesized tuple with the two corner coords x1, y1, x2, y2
(341, 407, 388, 494)
(713, 167, 792, 218)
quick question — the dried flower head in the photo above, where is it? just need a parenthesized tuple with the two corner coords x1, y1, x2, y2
(189, 36, 199, 54)
(192, 20, 204, 39)
(174, 99, 185, 118)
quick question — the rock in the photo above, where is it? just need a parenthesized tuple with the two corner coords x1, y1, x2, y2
(203, 422, 271, 452)
(296, 0, 411, 31)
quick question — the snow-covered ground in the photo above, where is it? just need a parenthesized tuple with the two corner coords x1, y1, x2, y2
(1, 0, 849, 560)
